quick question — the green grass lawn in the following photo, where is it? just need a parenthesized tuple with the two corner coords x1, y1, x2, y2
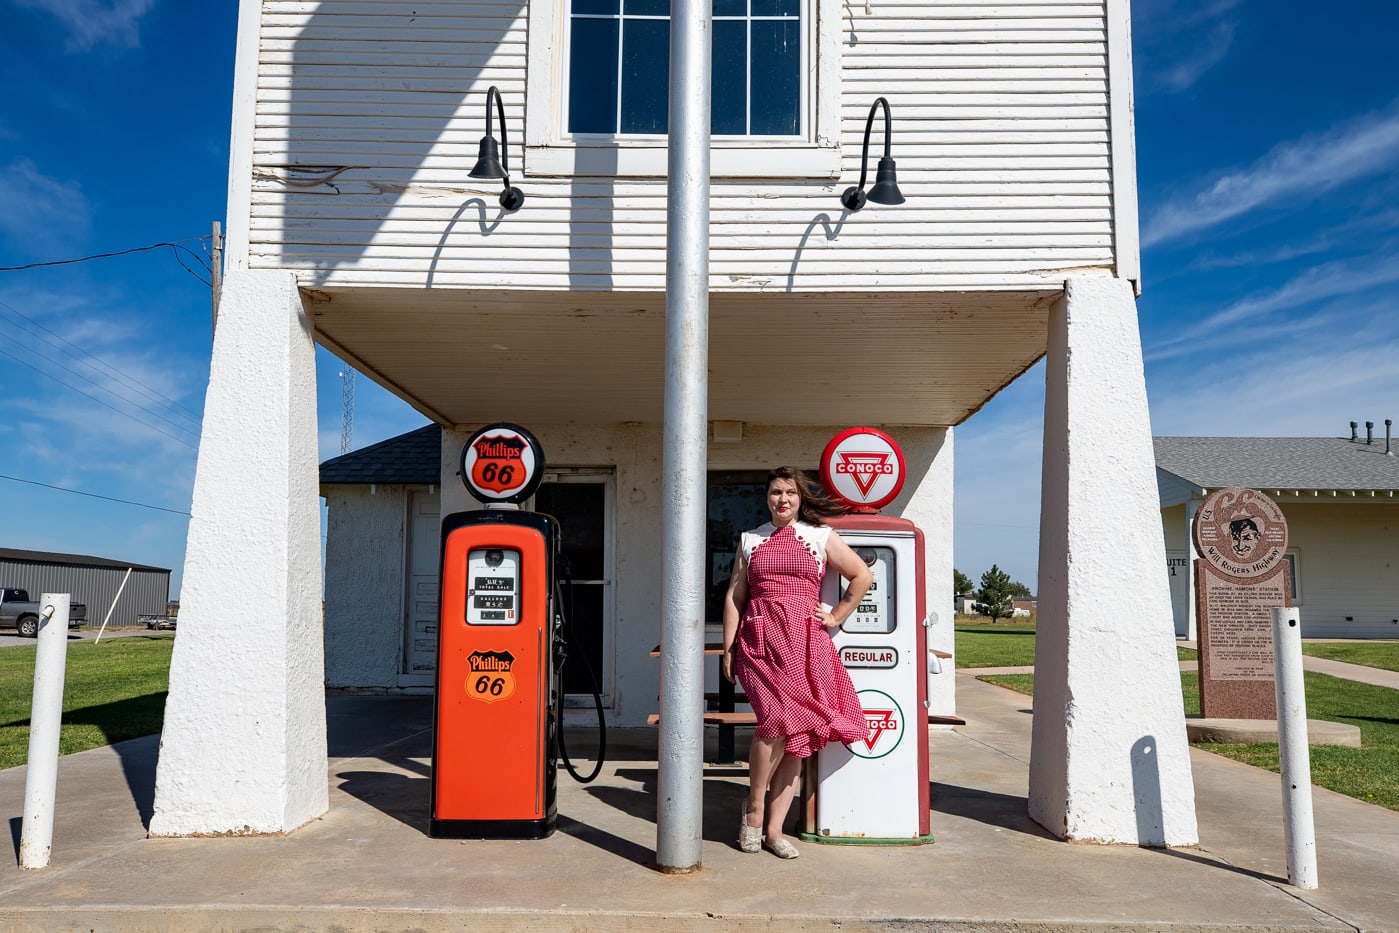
(976, 669, 1399, 812)
(1, 635, 174, 770)
(1301, 640, 1399, 673)
(956, 623, 1197, 669)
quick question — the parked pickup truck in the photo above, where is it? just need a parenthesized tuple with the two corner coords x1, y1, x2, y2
(0, 588, 87, 637)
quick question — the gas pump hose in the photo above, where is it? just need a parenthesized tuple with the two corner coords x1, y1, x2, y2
(555, 571, 606, 784)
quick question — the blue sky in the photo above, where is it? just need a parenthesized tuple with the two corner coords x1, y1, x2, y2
(1, 0, 1396, 597)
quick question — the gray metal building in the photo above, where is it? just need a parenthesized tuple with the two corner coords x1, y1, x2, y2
(0, 548, 171, 628)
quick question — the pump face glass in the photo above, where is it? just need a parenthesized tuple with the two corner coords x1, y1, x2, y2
(466, 547, 522, 625)
(840, 546, 896, 634)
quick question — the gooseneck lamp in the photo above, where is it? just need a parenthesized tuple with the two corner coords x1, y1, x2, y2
(840, 97, 905, 212)
(469, 85, 525, 213)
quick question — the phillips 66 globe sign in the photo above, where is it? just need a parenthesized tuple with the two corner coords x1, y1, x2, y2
(820, 427, 907, 512)
(460, 422, 546, 504)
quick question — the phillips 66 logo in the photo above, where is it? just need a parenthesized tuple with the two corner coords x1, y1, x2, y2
(849, 689, 903, 759)
(460, 423, 546, 504)
(466, 650, 517, 704)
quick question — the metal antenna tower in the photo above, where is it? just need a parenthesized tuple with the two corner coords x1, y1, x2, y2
(339, 367, 356, 454)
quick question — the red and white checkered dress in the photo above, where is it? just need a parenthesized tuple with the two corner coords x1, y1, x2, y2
(733, 522, 867, 758)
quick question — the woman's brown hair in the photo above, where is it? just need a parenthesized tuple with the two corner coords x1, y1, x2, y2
(768, 466, 847, 527)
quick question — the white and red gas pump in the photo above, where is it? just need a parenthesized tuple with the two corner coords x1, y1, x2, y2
(430, 422, 561, 839)
(800, 427, 934, 844)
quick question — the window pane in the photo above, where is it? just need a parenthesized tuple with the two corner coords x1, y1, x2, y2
(713, 0, 747, 16)
(626, 0, 670, 14)
(533, 483, 606, 581)
(711, 20, 747, 134)
(560, 584, 604, 694)
(750, 20, 799, 135)
(573, 0, 620, 13)
(569, 20, 620, 133)
(751, 0, 799, 16)
(705, 473, 770, 621)
(620, 20, 670, 133)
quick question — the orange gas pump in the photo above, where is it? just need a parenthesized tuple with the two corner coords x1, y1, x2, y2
(430, 424, 562, 839)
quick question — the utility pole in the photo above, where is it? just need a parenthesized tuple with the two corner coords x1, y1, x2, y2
(211, 221, 223, 335)
(656, 0, 712, 874)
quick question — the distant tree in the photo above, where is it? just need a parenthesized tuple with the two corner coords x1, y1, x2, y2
(1007, 580, 1032, 599)
(953, 568, 974, 597)
(974, 564, 1015, 622)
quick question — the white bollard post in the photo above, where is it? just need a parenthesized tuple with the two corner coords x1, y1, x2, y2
(1272, 606, 1318, 889)
(20, 594, 71, 870)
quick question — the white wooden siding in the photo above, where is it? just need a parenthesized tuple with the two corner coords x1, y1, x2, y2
(245, 0, 1120, 291)
(1281, 503, 1399, 638)
(1160, 500, 1399, 639)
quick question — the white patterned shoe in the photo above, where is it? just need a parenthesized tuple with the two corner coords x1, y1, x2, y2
(739, 807, 762, 853)
(763, 836, 799, 859)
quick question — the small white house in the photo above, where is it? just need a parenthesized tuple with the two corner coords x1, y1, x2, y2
(1157, 433, 1399, 640)
(153, 0, 1197, 849)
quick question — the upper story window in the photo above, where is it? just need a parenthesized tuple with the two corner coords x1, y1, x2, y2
(526, 0, 841, 177)
(567, 0, 803, 138)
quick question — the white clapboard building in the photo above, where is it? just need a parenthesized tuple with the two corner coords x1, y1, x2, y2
(1157, 432, 1399, 640)
(154, 0, 1197, 850)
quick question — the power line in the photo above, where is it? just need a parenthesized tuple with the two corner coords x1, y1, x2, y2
(0, 298, 204, 429)
(0, 345, 199, 448)
(0, 473, 190, 516)
(0, 237, 212, 274)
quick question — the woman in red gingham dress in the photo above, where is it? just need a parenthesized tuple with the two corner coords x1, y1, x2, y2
(722, 467, 873, 858)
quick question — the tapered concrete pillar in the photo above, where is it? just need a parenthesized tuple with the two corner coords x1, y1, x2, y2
(150, 269, 327, 836)
(1029, 275, 1198, 846)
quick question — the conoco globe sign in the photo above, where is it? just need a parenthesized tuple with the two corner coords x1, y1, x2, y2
(820, 427, 907, 511)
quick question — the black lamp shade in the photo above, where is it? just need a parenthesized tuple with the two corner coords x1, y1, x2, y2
(469, 136, 506, 179)
(867, 156, 904, 205)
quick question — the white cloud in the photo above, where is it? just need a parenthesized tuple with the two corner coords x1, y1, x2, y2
(1145, 250, 1399, 360)
(1133, 0, 1242, 93)
(1148, 332, 1399, 438)
(0, 159, 90, 253)
(1142, 104, 1399, 248)
(1154, 19, 1236, 93)
(11, 0, 156, 52)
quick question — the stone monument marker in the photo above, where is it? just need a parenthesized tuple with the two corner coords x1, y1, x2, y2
(1192, 487, 1291, 719)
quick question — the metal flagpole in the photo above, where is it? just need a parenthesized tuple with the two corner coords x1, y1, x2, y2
(656, 0, 712, 873)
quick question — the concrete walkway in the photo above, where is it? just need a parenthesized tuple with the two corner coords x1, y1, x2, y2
(2, 674, 1397, 931)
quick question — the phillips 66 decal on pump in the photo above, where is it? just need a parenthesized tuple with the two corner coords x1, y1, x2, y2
(802, 427, 933, 845)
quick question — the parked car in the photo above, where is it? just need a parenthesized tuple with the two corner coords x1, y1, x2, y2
(140, 614, 177, 631)
(1, 588, 88, 637)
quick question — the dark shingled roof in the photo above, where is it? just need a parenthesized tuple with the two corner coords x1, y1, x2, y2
(1154, 436, 1399, 492)
(0, 548, 170, 573)
(319, 424, 442, 484)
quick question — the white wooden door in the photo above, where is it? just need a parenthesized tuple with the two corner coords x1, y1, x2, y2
(402, 489, 441, 686)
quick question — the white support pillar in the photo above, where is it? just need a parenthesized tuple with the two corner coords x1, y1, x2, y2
(150, 269, 327, 836)
(1029, 275, 1198, 846)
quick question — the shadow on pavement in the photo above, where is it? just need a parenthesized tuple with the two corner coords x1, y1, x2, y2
(930, 781, 1056, 838)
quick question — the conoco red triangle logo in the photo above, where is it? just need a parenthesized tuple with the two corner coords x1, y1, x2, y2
(836, 451, 892, 498)
(862, 709, 897, 751)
